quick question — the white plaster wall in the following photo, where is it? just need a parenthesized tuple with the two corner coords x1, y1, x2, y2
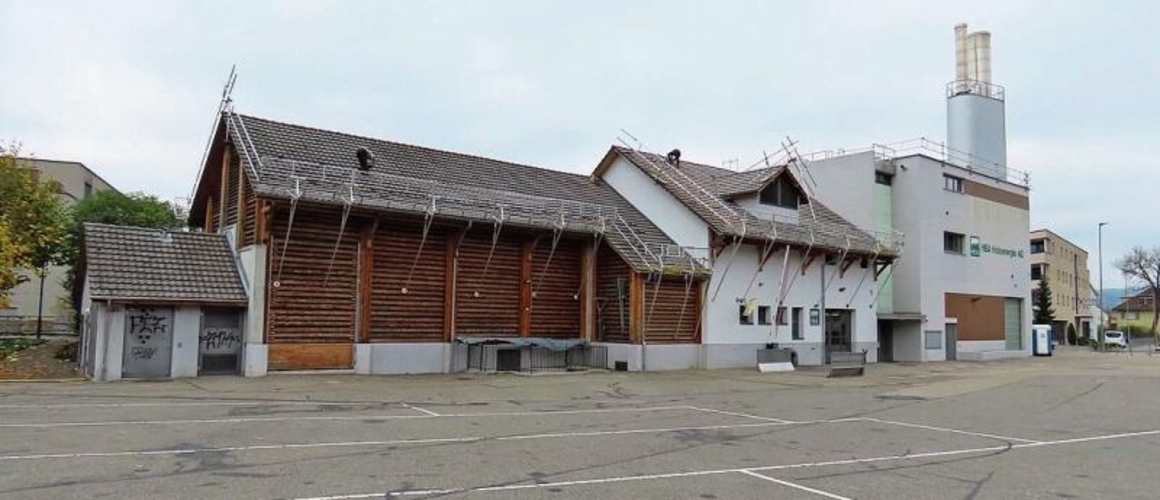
(169, 306, 201, 378)
(601, 156, 710, 250)
(796, 152, 879, 231)
(703, 242, 879, 364)
(892, 155, 1032, 360)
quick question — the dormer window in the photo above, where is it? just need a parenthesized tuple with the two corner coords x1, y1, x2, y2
(758, 176, 802, 210)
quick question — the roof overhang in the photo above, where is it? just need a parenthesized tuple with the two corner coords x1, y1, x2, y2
(877, 312, 925, 321)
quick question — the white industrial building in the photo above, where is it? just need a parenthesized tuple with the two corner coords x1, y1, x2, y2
(803, 23, 1032, 361)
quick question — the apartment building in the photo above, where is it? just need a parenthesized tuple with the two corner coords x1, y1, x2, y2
(1029, 229, 1093, 339)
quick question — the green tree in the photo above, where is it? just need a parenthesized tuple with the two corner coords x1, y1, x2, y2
(0, 148, 70, 322)
(1033, 278, 1055, 325)
(63, 190, 185, 318)
(1116, 247, 1160, 341)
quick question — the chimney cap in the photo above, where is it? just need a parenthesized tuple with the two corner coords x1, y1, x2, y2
(356, 147, 375, 171)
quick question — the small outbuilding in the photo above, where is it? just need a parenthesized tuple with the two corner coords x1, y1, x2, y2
(79, 223, 249, 381)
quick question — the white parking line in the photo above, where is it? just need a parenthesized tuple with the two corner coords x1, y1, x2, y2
(0, 400, 385, 409)
(401, 403, 441, 417)
(0, 420, 797, 461)
(858, 417, 1042, 444)
(686, 406, 795, 423)
(289, 428, 1160, 500)
(0, 405, 700, 428)
(738, 469, 853, 499)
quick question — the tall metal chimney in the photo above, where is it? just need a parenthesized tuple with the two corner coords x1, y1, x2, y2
(947, 23, 1007, 178)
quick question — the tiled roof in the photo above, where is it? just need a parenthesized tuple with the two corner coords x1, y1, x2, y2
(229, 114, 697, 273)
(83, 223, 248, 304)
(611, 146, 894, 257)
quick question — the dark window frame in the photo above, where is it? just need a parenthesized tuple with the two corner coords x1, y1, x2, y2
(944, 231, 965, 255)
(759, 176, 802, 209)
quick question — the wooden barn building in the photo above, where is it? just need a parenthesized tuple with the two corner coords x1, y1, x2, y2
(188, 112, 709, 375)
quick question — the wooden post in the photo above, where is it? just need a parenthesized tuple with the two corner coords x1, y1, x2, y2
(629, 271, 643, 344)
(205, 197, 216, 233)
(444, 229, 461, 343)
(519, 239, 535, 337)
(218, 145, 231, 228)
(693, 278, 704, 344)
(236, 152, 246, 248)
(357, 219, 377, 344)
(579, 239, 597, 341)
(256, 200, 271, 244)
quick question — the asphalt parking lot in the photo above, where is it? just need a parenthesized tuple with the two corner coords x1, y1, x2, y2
(1, 348, 1159, 499)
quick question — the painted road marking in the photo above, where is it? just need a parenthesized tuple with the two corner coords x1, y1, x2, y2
(289, 428, 1160, 500)
(860, 417, 1042, 444)
(738, 469, 853, 500)
(0, 405, 702, 428)
(0, 420, 798, 461)
(686, 406, 795, 424)
(401, 403, 441, 417)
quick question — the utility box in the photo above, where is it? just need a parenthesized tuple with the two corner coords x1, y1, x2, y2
(1032, 324, 1053, 357)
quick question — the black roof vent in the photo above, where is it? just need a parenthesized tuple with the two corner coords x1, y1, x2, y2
(666, 149, 681, 167)
(356, 147, 375, 171)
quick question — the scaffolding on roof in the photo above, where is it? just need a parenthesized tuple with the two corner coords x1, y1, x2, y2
(254, 157, 705, 275)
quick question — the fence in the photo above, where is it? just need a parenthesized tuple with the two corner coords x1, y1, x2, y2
(464, 343, 608, 373)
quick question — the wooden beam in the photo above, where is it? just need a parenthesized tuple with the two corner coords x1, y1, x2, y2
(204, 196, 215, 233)
(580, 238, 597, 341)
(629, 271, 643, 344)
(444, 226, 463, 343)
(800, 251, 820, 275)
(839, 257, 856, 278)
(357, 219, 377, 344)
(256, 200, 271, 244)
(218, 144, 230, 228)
(236, 149, 246, 248)
(518, 239, 534, 337)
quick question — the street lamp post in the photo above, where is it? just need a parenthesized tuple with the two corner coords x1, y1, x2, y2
(1098, 222, 1108, 352)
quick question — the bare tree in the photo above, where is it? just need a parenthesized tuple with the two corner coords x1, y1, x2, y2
(1115, 247, 1160, 340)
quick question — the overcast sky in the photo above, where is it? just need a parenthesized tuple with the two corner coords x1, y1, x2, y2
(2, 0, 1156, 289)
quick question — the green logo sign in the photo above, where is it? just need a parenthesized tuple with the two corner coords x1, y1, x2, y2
(970, 236, 981, 257)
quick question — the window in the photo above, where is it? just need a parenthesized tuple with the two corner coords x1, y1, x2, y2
(1031, 264, 1043, 280)
(1126, 311, 1140, 320)
(943, 174, 964, 193)
(757, 306, 772, 325)
(83, 181, 93, 198)
(925, 330, 944, 350)
(875, 172, 893, 185)
(1030, 239, 1045, 254)
(944, 231, 965, 254)
(791, 307, 803, 340)
(739, 305, 755, 325)
(759, 176, 802, 209)
(777, 306, 789, 326)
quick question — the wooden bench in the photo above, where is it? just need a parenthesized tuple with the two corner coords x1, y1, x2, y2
(828, 350, 867, 378)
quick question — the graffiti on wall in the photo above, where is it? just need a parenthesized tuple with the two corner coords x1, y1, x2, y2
(200, 327, 241, 354)
(128, 308, 170, 360)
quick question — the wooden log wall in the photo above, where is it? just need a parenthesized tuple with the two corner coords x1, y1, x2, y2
(595, 243, 632, 342)
(222, 150, 240, 232)
(455, 229, 523, 337)
(528, 238, 583, 338)
(266, 206, 359, 344)
(369, 222, 449, 342)
(640, 275, 702, 344)
(240, 172, 257, 247)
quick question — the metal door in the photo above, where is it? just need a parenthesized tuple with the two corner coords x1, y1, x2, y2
(825, 309, 852, 364)
(1004, 298, 1023, 350)
(945, 323, 958, 360)
(200, 309, 243, 375)
(122, 307, 174, 378)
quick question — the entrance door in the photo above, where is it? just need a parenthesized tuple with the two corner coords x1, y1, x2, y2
(122, 307, 174, 378)
(878, 320, 894, 362)
(825, 309, 853, 364)
(945, 323, 958, 361)
(1004, 298, 1023, 350)
(200, 309, 243, 375)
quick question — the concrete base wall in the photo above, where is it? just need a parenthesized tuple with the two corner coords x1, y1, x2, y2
(594, 342, 642, 371)
(958, 340, 1008, 353)
(359, 343, 453, 374)
(641, 344, 699, 371)
(243, 344, 268, 377)
(958, 349, 1027, 361)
